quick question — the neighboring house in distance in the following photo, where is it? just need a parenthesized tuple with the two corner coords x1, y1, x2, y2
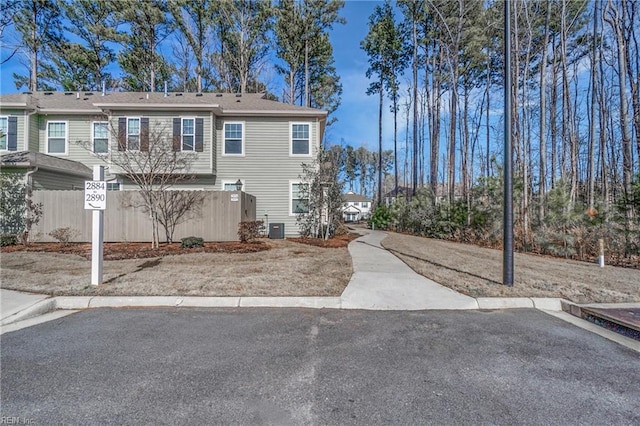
(342, 191, 372, 222)
(383, 184, 463, 205)
(383, 186, 411, 206)
(0, 91, 327, 237)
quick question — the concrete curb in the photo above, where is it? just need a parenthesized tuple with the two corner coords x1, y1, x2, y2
(1, 295, 573, 327)
(1, 298, 57, 326)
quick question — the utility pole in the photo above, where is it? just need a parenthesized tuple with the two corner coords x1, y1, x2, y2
(503, 0, 514, 287)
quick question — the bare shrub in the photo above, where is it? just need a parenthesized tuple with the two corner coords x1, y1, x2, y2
(48, 227, 79, 245)
(238, 220, 264, 243)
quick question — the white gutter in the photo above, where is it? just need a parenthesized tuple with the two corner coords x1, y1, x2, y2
(93, 103, 219, 110)
(216, 109, 328, 117)
(38, 109, 102, 114)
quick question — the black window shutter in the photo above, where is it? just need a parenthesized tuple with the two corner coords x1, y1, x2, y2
(7, 116, 17, 151)
(140, 117, 149, 151)
(118, 118, 126, 151)
(195, 118, 204, 152)
(173, 118, 181, 152)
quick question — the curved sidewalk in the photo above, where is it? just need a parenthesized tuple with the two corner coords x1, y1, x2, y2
(341, 231, 479, 310)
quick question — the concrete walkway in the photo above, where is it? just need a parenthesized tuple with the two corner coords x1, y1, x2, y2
(341, 231, 479, 310)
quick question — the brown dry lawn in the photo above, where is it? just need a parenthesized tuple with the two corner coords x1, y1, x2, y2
(381, 232, 640, 304)
(2, 229, 639, 303)
(0, 239, 352, 297)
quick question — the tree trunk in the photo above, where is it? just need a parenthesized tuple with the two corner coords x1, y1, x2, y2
(588, 0, 599, 211)
(412, 17, 418, 197)
(378, 76, 383, 206)
(539, 0, 551, 222)
(604, 0, 634, 225)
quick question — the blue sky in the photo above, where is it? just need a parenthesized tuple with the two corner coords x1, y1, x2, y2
(0, 1, 385, 152)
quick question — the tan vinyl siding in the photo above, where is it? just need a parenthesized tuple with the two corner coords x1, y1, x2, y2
(31, 169, 87, 190)
(215, 116, 319, 236)
(38, 114, 96, 161)
(108, 110, 213, 174)
(28, 112, 39, 151)
(120, 175, 217, 190)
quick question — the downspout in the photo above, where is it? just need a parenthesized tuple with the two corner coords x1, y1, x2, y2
(23, 166, 38, 243)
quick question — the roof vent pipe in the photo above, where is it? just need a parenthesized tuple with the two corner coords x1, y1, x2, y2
(102, 81, 106, 96)
(76, 92, 79, 99)
(164, 81, 168, 97)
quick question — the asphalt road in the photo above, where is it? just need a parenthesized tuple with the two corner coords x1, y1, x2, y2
(1, 308, 639, 425)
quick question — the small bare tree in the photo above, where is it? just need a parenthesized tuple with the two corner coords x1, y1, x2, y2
(296, 147, 344, 240)
(82, 119, 205, 249)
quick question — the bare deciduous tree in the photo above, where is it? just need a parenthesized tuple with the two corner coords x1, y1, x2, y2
(80, 120, 205, 248)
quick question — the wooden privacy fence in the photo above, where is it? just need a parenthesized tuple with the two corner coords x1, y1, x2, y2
(31, 190, 256, 243)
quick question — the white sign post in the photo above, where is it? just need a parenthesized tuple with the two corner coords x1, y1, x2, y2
(85, 166, 106, 285)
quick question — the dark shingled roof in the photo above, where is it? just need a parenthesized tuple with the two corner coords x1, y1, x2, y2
(1, 151, 92, 177)
(0, 91, 327, 116)
(344, 192, 371, 203)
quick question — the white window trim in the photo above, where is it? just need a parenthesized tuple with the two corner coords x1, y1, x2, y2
(127, 117, 141, 152)
(106, 179, 122, 191)
(92, 121, 109, 155)
(46, 120, 69, 155)
(0, 116, 8, 151)
(222, 121, 245, 156)
(181, 117, 196, 152)
(221, 179, 246, 192)
(289, 122, 312, 157)
(289, 180, 310, 216)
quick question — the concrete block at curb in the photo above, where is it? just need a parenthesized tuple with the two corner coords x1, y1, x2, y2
(476, 297, 534, 310)
(55, 297, 92, 310)
(87, 296, 242, 308)
(239, 297, 342, 309)
(1, 298, 57, 326)
(174, 297, 240, 308)
(89, 296, 185, 308)
(531, 298, 565, 311)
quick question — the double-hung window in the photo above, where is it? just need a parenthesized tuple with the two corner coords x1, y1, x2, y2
(291, 123, 310, 156)
(291, 182, 309, 214)
(0, 117, 7, 150)
(47, 121, 67, 154)
(182, 118, 195, 151)
(93, 122, 109, 154)
(224, 122, 243, 155)
(127, 118, 140, 151)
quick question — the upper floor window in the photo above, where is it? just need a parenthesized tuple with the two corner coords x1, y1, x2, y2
(172, 117, 203, 152)
(182, 118, 195, 151)
(118, 117, 149, 152)
(362, 202, 369, 209)
(47, 121, 67, 154)
(0, 117, 7, 150)
(224, 122, 244, 155)
(92, 122, 109, 154)
(127, 118, 140, 151)
(291, 123, 310, 156)
(353, 202, 360, 207)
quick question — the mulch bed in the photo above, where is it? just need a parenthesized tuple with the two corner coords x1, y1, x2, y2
(288, 233, 358, 248)
(1, 241, 269, 260)
(0, 234, 358, 260)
